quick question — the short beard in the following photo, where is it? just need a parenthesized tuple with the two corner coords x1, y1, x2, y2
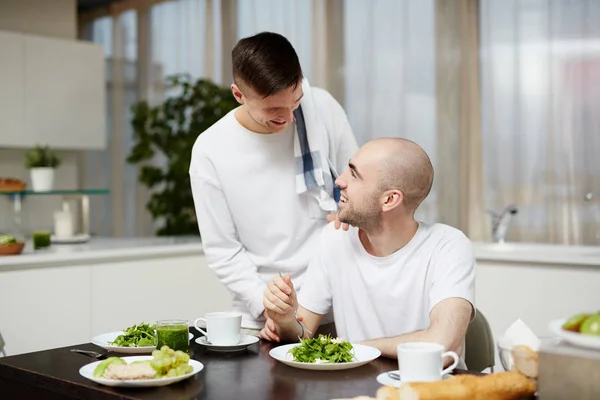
(338, 201, 382, 231)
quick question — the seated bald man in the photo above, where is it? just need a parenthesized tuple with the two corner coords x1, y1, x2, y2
(262, 137, 475, 367)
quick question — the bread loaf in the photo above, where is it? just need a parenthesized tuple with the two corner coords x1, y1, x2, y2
(0, 178, 26, 192)
(334, 371, 536, 400)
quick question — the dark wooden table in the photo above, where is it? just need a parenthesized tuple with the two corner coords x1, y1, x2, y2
(0, 331, 478, 400)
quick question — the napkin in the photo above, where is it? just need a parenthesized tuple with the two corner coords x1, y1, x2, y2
(501, 319, 541, 351)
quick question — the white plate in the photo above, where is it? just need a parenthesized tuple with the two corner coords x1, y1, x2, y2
(549, 318, 600, 350)
(79, 355, 203, 387)
(269, 342, 381, 371)
(376, 370, 453, 388)
(51, 234, 91, 244)
(195, 334, 259, 352)
(91, 331, 194, 354)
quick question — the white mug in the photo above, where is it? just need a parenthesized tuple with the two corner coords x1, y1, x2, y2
(194, 312, 242, 346)
(397, 342, 460, 382)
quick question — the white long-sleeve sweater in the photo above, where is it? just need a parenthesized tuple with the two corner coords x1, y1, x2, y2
(189, 87, 358, 329)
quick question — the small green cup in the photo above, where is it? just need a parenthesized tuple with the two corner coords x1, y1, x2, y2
(33, 231, 51, 249)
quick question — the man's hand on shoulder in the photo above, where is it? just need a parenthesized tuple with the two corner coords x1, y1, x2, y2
(326, 212, 349, 231)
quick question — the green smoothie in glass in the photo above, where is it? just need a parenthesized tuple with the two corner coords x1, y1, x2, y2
(156, 320, 189, 352)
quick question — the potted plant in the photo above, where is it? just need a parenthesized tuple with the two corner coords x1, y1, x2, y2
(127, 74, 238, 235)
(24, 145, 61, 191)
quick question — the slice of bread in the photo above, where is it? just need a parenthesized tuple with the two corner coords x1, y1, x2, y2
(510, 344, 539, 379)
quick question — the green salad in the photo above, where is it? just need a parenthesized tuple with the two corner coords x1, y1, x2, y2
(109, 323, 156, 347)
(288, 334, 356, 364)
(0, 235, 17, 244)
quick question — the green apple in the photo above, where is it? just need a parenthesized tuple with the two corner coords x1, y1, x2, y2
(562, 313, 590, 332)
(92, 357, 126, 377)
(580, 315, 600, 336)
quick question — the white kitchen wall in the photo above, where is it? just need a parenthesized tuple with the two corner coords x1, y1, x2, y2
(0, 149, 80, 236)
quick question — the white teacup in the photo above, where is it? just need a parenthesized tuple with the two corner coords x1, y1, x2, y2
(194, 312, 242, 346)
(397, 342, 460, 382)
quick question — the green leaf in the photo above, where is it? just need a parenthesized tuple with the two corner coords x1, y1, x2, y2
(24, 145, 61, 168)
(287, 334, 356, 364)
(108, 322, 157, 347)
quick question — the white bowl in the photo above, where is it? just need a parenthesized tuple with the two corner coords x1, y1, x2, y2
(497, 336, 561, 371)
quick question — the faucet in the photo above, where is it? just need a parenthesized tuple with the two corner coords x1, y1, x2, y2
(585, 192, 600, 242)
(585, 192, 595, 201)
(487, 204, 518, 243)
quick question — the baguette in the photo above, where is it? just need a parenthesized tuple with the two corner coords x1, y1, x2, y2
(335, 371, 536, 400)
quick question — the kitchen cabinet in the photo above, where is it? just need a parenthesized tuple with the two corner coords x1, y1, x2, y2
(0, 239, 232, 356)
(0, 30, 106, 150)
(0, 31, 29, 147)
(90, 255, 231, 335)
(0, 265, 92, 355)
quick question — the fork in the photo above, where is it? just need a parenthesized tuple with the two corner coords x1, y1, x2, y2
(278, 272, 313, 336)
(70, 349, 115, 360)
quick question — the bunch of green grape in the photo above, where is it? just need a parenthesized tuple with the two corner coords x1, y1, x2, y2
(150, 345, 193, 377)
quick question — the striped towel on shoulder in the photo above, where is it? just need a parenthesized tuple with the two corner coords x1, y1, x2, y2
(293, 79, 340, 212)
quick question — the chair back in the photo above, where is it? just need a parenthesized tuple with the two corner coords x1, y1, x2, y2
(465, 309, 495, 371)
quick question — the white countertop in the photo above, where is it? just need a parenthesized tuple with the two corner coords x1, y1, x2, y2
(0, 236, 204, 270)
(3, 236, 599, 270)
(473, 242, 600, 267)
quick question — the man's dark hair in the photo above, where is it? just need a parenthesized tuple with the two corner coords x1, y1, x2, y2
(232, 32, 303, 98)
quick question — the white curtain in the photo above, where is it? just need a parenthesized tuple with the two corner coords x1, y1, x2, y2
(152, 0, 210, 81)
(82, 0, 440, 234)
(237, 0, 313, 80)
(344, 0, 437, 223)
(82, 0, 600, 243)
(481, 0, 600, 245)
(83, 11, 139, 237)
(83, 1, 219, 237)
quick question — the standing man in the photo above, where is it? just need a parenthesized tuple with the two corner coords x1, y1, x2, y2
(189, 32, 358, 336)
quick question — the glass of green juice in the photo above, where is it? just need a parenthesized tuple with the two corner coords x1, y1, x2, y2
(156, 320, 189, 352)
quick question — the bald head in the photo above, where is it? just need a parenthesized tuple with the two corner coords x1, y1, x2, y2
(366, 138, 434, 213)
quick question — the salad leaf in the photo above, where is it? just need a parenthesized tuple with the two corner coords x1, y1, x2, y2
(109, 323, 157, 347)
(288, 334, 356, 363)
(0, 235, 17, 244)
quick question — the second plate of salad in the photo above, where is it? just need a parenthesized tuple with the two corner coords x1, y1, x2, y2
(269, 334, 381, 371)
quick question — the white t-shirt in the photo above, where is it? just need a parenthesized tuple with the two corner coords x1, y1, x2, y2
(189, 88, 358, 329)
(298, 222, 476, 342)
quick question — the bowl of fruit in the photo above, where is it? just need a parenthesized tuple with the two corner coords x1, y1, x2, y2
(549, 312, 600, 351)
(0, 234, 25, 256)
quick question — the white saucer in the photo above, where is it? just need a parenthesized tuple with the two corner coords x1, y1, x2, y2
(195, 334, 259, 352)
(51, 233, 91, 244)
(376, 370, 453, 388)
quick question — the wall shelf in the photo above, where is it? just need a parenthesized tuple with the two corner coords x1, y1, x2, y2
(0, 189, 110, 196)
